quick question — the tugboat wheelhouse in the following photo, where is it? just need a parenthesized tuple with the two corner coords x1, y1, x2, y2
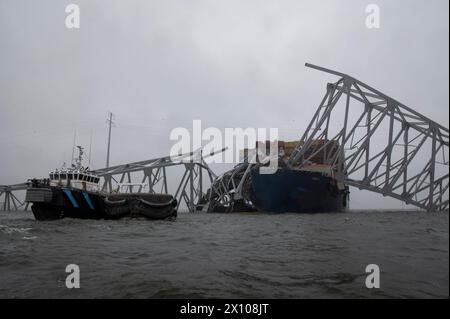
(49, 170, 100, 188)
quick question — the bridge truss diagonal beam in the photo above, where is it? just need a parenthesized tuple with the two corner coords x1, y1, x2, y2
(0, 149, 225, 213)
(0, 183, 29, 211)
(288, 63, 449, 212)
(91, 148, 225, 213)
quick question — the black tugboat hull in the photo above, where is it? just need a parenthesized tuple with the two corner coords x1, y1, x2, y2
(131, 198, 177, 220)
(27, 186, 178, 221)
(103, 197, 130, 219)
(104, 193, 177, 220)
(26, 187, 105, 220)
(31, 203, 63, 220)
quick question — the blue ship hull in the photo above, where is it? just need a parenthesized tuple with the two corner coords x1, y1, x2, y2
(250, 168, 348, 213)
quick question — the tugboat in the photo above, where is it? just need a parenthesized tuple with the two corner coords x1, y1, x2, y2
(25, 146, 106, 220)
(25, 146, 178, 221)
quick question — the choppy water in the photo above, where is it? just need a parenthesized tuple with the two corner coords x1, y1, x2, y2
(0, 210, 448, 299)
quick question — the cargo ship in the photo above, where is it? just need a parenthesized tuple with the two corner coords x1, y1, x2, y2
(248, 140, 349, 213)
(205, 139, 349, 213)
(249, 166, 348, 213)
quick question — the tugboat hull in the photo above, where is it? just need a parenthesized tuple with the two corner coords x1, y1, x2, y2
(104, 193, 177, 220)
(27, 187, 178, 221)
(132, 198, 177, 220)
(31, 203, 63, 220)
(26, 187, 105, 220)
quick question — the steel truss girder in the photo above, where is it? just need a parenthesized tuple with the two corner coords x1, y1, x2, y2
(0, 183, 29, 211)
(91, 149, 224, 213)
(288, 63, 449, 212)
(1, 150, 223, 213)
(206, 163, 252, 211)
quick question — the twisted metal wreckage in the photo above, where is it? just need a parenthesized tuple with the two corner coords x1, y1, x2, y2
(1, 64, 449, 212)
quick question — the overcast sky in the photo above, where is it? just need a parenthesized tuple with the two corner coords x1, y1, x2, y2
(0, 0, 448, 209)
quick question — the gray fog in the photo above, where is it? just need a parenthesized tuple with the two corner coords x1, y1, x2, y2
(0, 0, 448, 209)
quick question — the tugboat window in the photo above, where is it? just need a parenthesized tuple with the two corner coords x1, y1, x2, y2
(61, 174, 67, 179)
(83, 175, 88, 181)
(68, 174, 73, 179)
(74, 174, 78, 180)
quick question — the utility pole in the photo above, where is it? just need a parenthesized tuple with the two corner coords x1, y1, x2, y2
(106, 112, 114, 168)
(88, 129, 93, 167)
(70, 130, 77, 167)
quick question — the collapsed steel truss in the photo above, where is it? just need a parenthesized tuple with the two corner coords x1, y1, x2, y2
(204, 162, 255, 212)
(1, 64, 448, 213)
(0, 183, 29, 211)
(288, 64, 449, 211)
(91, 149, 222, 213)
(0, 150, 223, 213)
